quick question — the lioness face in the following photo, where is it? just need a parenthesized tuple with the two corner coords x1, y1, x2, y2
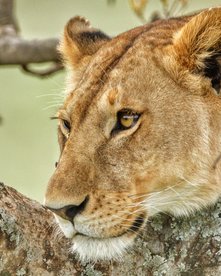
(45, 9, 221, 261)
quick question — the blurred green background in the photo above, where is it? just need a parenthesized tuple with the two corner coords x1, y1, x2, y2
(1, 0, 221, 203)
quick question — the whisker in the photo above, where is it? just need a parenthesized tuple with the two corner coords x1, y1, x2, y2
(118, 206, 147, 216)
(112, 214, 143, 223)
(127, 199, 146, 207)
(43, 103, 62, 110)
(119, 225, 145, 239)
(146, 206, 172, 218)
(46, 100, 63, 105)
(147, 200, 179, 207)
(119, 223, 143, 230)
(107, 219, 145, 239)
(36, 93, 64, 98)
(113, 213, 151, 224)
(181, 177, 199, 187)
(128, 190, 163, 200)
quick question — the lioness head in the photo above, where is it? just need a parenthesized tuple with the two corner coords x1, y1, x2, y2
(45, 8, 221, 261)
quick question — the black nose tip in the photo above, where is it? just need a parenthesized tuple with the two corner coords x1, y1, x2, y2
(47, 196, 89, 222)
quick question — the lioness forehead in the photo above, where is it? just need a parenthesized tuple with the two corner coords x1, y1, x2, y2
(63, 16, 190, 121)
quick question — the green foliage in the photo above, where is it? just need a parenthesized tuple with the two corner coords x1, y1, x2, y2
(109, 0, 189, 22)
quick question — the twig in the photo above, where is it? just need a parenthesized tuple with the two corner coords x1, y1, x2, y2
(22, 62, 64, 78)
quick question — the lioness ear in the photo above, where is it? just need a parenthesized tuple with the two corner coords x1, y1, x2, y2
(173, 8, 221, 93)
(59, 16, 110, 69)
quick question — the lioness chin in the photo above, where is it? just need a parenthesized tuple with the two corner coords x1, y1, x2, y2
(45, 8, 221, 261)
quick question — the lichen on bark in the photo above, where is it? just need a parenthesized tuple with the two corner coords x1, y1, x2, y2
(0, 182, 221, 275)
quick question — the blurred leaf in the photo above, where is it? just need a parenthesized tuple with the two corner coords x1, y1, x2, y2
(108, 0, 189, 21)
(129, 0, 148, 16)
(160, 0, 169, 7)
(107, 0, 116, 5)
(160, 0, 189, 18)
(129, 0, 148, 23)
(180, 0, 188, 6)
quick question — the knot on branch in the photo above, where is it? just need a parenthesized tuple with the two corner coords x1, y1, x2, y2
(0, 25, 17, 36)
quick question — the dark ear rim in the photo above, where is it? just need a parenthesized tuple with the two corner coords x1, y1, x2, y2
(59, 16, 111, 69)
(66, 16, 110, 42)
(172, 8, 221, 94)
(65, 16, 111, 55)
(204, 53, 221, 94)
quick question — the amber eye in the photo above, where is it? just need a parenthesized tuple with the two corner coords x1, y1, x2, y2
(60, 119, 71, 137)
(111, 109, 140, 136)
(119, 113, 138, 128)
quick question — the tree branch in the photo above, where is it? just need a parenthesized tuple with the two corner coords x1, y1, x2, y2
(0, 0, 63, 77)
(22, 63, 63, 78)
(0, 0, 18, 30)
(1, 182, 221, 275)
(0, 36, 60, 65)
(0, 35, 62, 77)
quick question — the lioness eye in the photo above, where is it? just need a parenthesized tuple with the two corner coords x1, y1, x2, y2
(119, 113, 138, 128)
(111, 109, 140, 136)
(60, 119, 71, 137)
(62, 120, 71, 131)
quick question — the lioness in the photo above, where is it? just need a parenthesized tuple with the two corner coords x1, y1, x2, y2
(45, 8, 221, 261)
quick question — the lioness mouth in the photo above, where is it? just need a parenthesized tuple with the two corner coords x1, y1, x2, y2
(53, 212, 146, 261)
(71, 218, 144, 262)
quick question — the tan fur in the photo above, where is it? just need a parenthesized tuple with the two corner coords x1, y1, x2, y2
(45, 8, 221, 261)
(173, 8, 221, 71)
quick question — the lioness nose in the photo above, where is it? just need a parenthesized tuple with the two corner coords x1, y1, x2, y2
(47, 196, 89, 222)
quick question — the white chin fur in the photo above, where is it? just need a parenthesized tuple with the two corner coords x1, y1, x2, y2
(71, 234, 135, 262)
(55, 214, 135, 261)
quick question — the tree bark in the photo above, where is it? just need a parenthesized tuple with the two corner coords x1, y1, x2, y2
(0, 0, 18, 29)
(0, 0, 63, 77)
(1, 182, 221, 275)
(0, 36, 59, 65)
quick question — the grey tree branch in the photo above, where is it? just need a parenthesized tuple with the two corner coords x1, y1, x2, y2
(1, 182, 221, 275)
(0, 0, 18, 30)
(0, 0, 63, 77)
(0, 36, 60, 64)
(22, 62, 63, 78)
